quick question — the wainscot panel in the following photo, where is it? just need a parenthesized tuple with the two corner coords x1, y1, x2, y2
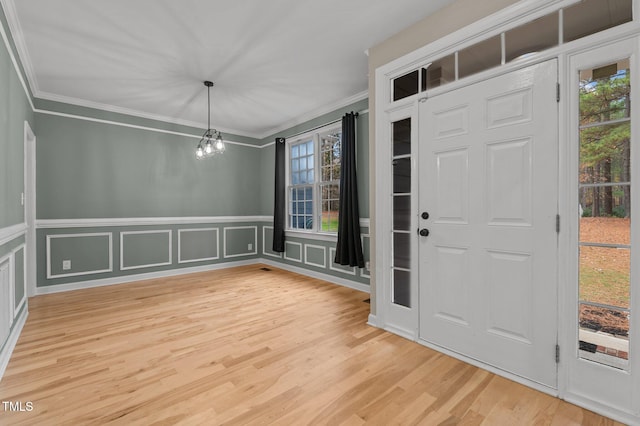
(178, 228, 219, 264)
(259, 221, 370, 288)
(36, 219, 265, 289)
(120, 230, 172, 271)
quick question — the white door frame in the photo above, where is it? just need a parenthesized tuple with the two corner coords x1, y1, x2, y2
(24, 121, 36, 298)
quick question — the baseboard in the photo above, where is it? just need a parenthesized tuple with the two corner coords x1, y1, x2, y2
(36, 257, 371, 297)
(259, 258, 370, 294)
(35, 259, 260, 295)
(0, 306, 28, 382)
(563, 393, 640, 426)
(367, 313, 378, 327)
(384, 324, 416, 341)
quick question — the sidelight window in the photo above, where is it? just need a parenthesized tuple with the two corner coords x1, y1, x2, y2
(577, 59, 631, 370)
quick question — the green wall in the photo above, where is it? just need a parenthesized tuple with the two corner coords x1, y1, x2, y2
(0, 19, 33, 229)
(0, 5, 33, 363)
(34, 98, 371, 290)
(35, 113, 264, 219)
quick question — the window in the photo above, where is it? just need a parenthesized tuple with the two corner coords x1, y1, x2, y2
(288, 125, 342, 234)
(577, 59, 631, 370)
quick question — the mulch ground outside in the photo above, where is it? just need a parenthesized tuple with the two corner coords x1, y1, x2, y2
(579, 217, 630, 358)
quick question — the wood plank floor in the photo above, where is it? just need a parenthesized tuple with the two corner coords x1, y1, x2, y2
(0, 264, 621, 425)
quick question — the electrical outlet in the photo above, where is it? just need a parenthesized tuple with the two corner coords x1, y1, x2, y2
(365, 261, 370, 270)
(21, 192, 25, 206)
(62, 260, 71, 270)
(248, 243, 253, 251)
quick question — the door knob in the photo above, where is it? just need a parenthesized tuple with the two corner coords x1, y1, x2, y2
(419, 228, 430, 237)
(421, 212, 430, 220)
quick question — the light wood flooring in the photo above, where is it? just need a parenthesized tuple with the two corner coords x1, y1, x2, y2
(0, 264, 622, 425)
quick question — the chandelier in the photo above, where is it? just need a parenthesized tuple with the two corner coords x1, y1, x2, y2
(195, 81, 225, 159)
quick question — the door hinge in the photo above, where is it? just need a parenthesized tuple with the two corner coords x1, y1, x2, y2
(556, 214, 560, 233)
(556, 83, 560, 102)
(556, 344, 560, 363)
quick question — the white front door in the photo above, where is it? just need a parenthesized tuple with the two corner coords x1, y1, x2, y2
(418, 60, 559, 388)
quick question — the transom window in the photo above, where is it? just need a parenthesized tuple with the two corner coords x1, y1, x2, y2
(391, 0, 633, 101)
(288, 125, 342, 234)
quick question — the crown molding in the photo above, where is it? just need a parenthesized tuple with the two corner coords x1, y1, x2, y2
(0, 0, 34, 110)
(0, 0, 38, 96)
(34, 90, 263, 139)
(259, 90, 369, 140)
(33, 108, 262, 148)
(36, 89, 370, 142)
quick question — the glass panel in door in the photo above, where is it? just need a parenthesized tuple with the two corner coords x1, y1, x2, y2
(578, 60, 631, 369)
(392, 118, 412, 308)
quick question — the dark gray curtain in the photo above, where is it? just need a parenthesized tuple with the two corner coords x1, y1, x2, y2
(272, 137, 286, 252)
(334, 112, 364, 267)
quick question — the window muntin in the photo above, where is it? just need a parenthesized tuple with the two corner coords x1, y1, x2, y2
(287, 126, 342, 234)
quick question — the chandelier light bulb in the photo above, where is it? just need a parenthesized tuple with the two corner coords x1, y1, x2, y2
(195, 80, 225, 159)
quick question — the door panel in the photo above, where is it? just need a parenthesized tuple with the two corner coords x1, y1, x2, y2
(419, 59, 559, 388)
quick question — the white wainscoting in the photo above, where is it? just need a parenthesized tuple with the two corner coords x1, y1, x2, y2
(46, 233, 113, 279)
(223, 226, 258, 259)
(360, 233, 370, 278)
(0, 257, 11, 349)
(36, 216, 273, 229)
(304, 244, 327, 268)
(14, 245, 26, 316)
(177, 228, 219, 264)
(120, 230, 172, 271)
(261, 226, 282, 258)
(0, 243, 28, 383)
(0, 223, 26, 246)
(284, 241, 303, 263)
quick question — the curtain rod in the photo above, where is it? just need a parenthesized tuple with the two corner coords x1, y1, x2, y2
(282, 109, 365, 140)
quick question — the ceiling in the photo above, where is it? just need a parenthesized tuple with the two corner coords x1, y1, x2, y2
(2, 0, 457, 139)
